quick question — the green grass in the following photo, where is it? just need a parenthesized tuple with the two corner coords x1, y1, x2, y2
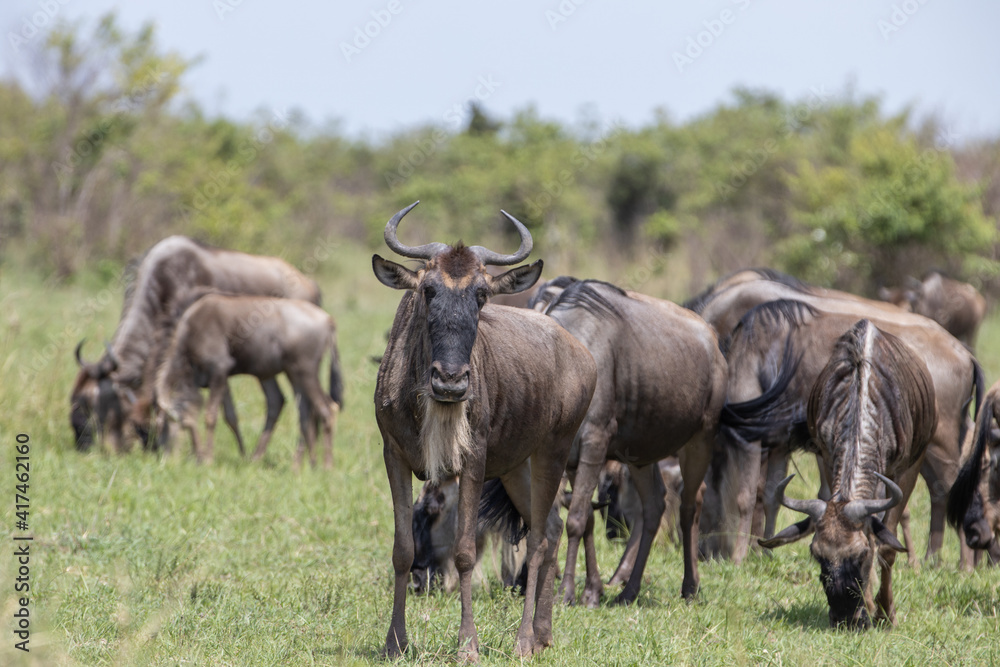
(2, 244, 999, 666)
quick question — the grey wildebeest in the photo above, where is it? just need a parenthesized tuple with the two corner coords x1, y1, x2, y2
(879, 270, 987, 348)
(760, 320, 937, 628)
(155, 293, 343, 467)
(531, 277, 727, 605)
(409, 476, 527, 595)
(948, 379, 1000, 552)
(71, 235, 320, 454)
(372, 202, 596, 660)
(687, 269, 982, 567)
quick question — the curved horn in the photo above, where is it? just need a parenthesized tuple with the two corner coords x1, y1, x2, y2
(75, 339, 88, 367)
(843, 472, 903, 523)
(469, 210, 533, 266)
(104, 343, 119, 372)
(775, 474, 827, 523)
(383, 201, 448, 260)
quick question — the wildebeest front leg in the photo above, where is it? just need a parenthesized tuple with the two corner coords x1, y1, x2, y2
(875, 463, 922, 626)
(615, 463, 665, 605)
(202, 379, 228, 464)
(731, 437, 763, 564)
(381, 439, 414, 659)
(251, 378, 284, 461)
(760, 441, 790, 547)
(221, 387, 245, 457)
(678, 442, 710, 599)
(558, 470, 582, 605)
(455, 462, 486, 662)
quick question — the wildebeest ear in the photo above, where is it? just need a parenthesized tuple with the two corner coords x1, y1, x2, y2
(488, 260, 543, 296)
(373, 255, 419, 290)
(870, 517, 906, 552)
(758, 517, 814, 549)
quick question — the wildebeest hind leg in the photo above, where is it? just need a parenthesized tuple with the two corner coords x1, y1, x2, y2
(614, 463, 666, 605)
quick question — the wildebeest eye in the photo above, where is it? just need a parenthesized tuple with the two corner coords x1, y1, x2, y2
(476, 288, 488, 307)
(424, 285, 437, 301)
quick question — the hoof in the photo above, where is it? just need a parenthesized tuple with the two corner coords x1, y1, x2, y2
(612, 591, 635, 606)
(581, 586, 602, 609)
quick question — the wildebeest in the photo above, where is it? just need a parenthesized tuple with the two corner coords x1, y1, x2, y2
(879, 271, 987, 348)
(531, 277, 727, 605)
(948, 379, 1000, 551)
(409, 476, 526, 595)
(155, 293, 342, 467)
(687, 269, 982, 567)
(760, 320, 936, 628)
(372, 202, 596, 660)
(71, 236, 320, 453)
(599, 459, 684, 547)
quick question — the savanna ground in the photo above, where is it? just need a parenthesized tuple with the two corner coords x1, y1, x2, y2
(2, 243, 1000, 666)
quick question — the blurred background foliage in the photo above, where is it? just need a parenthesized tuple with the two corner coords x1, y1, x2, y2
(2, 13, 998, 298)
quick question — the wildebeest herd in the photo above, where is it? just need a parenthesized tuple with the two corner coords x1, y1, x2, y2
(69, 202, 1000, 660)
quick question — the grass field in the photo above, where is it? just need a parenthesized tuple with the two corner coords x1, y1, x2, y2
(2, 243, 1000, 666)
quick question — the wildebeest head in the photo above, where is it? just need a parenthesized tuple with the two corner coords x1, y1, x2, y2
(949, 392, 1000, 550)
(372, 201, 542, 404)
(70, 340, 124, 450)
(410, 476, 460, 593)
(760, 473, 906, 629)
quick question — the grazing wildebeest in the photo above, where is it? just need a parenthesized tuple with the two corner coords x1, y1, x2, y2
(531, 277, 727, 606)
(372, 202, 596, 660)
(599, 459, 684, 546)
(409, 476, 526, 595)
(155, 294, 342, 468)
(760, 320, 937, 628)
(879, 271, 987, 348)
(687, 269, 982, 566)
(948, 379, 1000, 551)
(71, 236, 320, 454)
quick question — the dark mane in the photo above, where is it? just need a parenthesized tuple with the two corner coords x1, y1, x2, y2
(544, 279, 628, 320)
(683, 268, 811, 313)
(722, 299, 818, 356)
(526, 275, 579, 310)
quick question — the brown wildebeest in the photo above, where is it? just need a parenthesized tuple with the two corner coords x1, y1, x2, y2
(948, 379, 1000, 552)
(687, 269, 982, 567)
(532, 277, 727, 605)
(879, 271, 987, 348)
(372, 202, 596, 660)
(155, 294, 343, 468)
(760, 320, 937, 628)
(71, 236, 320, 454)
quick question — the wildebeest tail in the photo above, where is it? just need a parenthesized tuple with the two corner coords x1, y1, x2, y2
(328, 327, 344, 408)
(947, 387, 995, 529)
(718, 335, 803, 446)
(478, 479, 528, 544)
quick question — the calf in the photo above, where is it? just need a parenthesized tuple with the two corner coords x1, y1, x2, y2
(155, 294, 342, 467)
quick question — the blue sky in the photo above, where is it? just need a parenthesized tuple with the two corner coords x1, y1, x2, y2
(2, 0, 998, 140)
